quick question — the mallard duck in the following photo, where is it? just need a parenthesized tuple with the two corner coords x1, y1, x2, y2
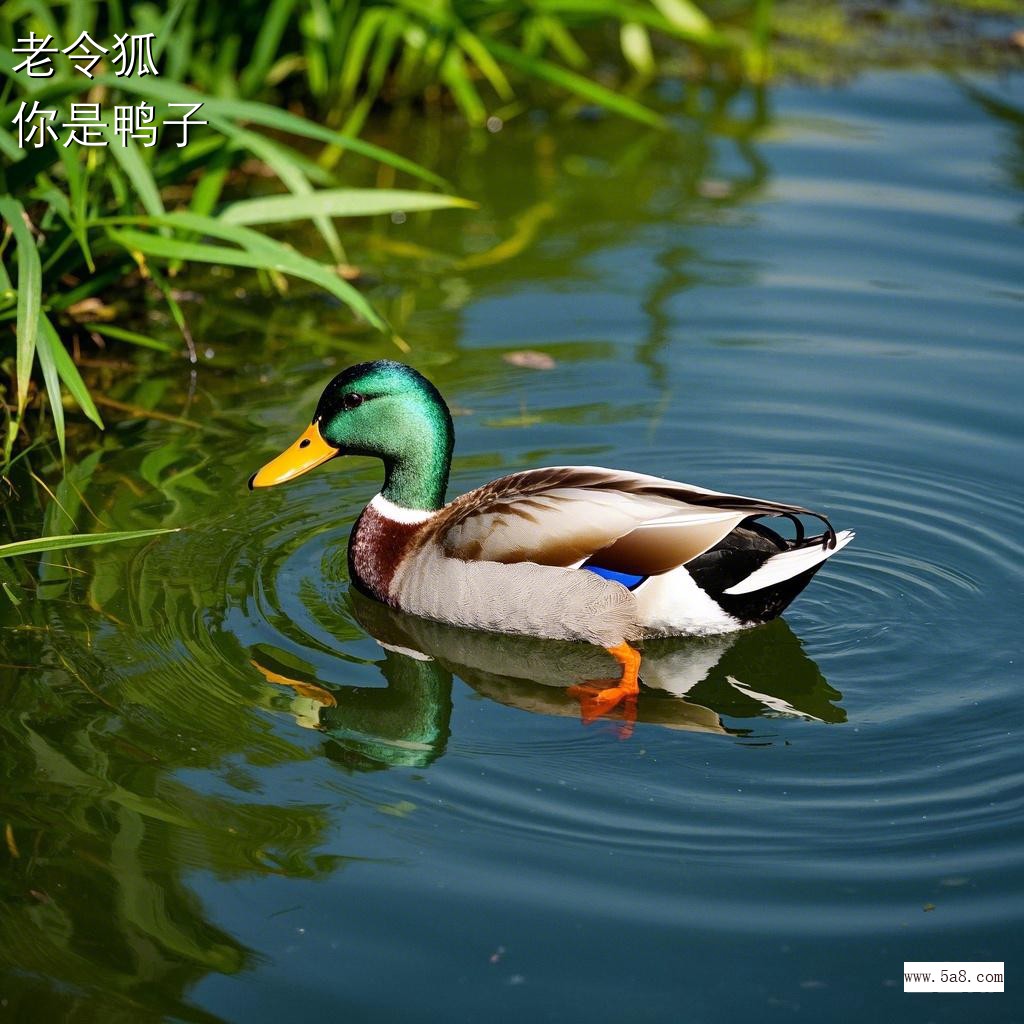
(250, 360, 853, 719)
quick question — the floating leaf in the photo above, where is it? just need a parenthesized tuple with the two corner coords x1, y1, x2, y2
(377, 801, 417, 818)
(503, 350, 557, 370)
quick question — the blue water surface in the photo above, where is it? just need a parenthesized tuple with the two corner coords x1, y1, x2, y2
(1, 70, 1021, 1023)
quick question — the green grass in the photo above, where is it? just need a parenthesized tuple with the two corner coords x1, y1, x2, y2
(1, 0, 1015, 474)
(0, 526, 180, 559)
(1, 0, 763, 472)
(0, 22, 465, 466)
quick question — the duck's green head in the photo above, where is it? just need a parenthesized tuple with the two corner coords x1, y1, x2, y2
(249, 360, 454, 510)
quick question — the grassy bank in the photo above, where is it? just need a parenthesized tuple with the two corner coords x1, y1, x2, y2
(1, 0, 1020, 484)
(1, 0, 771, 475)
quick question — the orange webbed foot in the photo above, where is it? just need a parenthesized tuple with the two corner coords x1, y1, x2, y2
(566, 642, 641, 736)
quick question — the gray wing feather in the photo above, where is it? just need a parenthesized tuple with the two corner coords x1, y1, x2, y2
(437, 466, 833, 573)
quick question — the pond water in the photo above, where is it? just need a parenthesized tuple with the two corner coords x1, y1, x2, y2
(2, 70, 1022, 1021)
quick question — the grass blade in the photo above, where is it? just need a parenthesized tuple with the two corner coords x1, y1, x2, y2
(534, 1, 731, 47)
(650, 0, 713, 36)
(34, 311, 66, 456)
(0, 125, 24, 163)
(481, 40, 665, 128)
(93, 75, 449, 189)
(186, 141, 236, 219)
(621, 22, 655, 76)
(45, 313, 104, 428)
(211, 119, 344, 262)
(100, 128, 166, 218)
(0, 528, 180, 559)
(534, 14, 589, 69)
(340, 7, 388, 102)
(219, 188, 475, 226)
(210, 122, 335, 186)
(441, 46, 487, 125)
(84, 322, 174, 352)
(456, 27, 515, 100)
(56, 149, 94, 269)
(0, 197, 42, 417)
(105, 222, 387, 332)
(150, 0, 191, 62)
(239, 0, 299, 96)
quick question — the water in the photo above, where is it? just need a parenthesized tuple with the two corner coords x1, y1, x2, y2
(2, 71, 1022, 1022)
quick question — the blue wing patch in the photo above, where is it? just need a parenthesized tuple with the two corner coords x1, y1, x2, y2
(583, 564, 647, 590)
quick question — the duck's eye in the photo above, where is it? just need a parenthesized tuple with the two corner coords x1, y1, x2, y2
(342, 393, 364, 411)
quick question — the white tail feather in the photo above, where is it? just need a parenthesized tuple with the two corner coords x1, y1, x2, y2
(723, 530, 855, 596)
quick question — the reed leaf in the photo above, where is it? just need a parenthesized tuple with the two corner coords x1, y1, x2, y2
(84, 323, 175, 353)
(0, 197, 41, 417)
(220, 189, 476, 226)
(0, 528, 180, 560)
(482, 40, 666, 128)
(45, 312, 105, 428)
(91, 75, 449, 189)
(99, 129, 166, 219)
(33, 311, 66, 457)
(104, 221, 387, 333)
(209, 120, 345, 263)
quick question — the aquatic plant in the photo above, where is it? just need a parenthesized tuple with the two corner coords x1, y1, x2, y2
(0, 0, 759, 470)
(0, 41, 467, 467)
(2, 0, 1014, 470)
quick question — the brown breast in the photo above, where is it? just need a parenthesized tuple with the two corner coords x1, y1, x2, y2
(347, 504, 429, 604)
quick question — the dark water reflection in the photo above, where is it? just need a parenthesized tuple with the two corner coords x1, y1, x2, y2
(253, 593, 844, 769)
(2, 70, 1023, 1021)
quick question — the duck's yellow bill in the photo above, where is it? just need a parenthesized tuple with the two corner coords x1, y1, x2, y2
(248, 421, 338, 489)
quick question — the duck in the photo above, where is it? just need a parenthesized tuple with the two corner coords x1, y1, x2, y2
(249, 360, 853, 720)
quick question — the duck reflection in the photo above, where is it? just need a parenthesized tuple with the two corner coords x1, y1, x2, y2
(252, 590, 843, 767)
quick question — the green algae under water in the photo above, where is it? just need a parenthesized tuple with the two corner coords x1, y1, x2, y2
(1, 71, 1022, 1022)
